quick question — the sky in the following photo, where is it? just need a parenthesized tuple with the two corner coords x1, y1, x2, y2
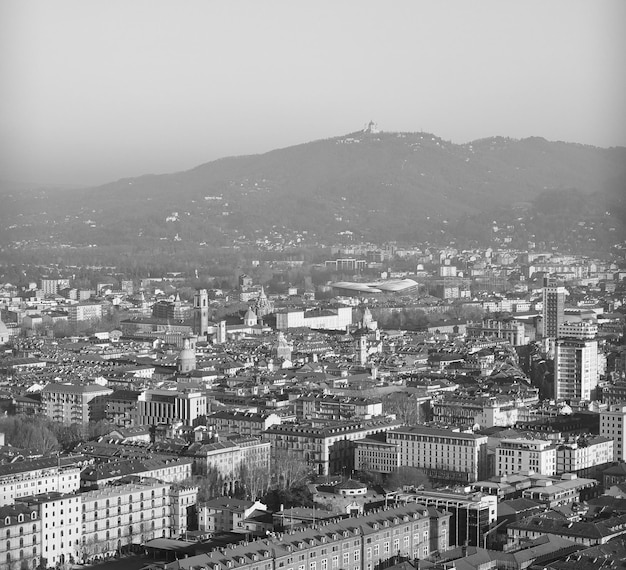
(1, 0, 625, 187)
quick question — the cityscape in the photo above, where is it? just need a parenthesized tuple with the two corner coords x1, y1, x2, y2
(1, 228, 626, 569)
(2, 1, 626, 570)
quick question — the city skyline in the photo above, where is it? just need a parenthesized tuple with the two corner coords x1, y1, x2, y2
(1, 0, 625, 187)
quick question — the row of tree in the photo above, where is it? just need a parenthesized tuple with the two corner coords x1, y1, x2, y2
(0, 416, 113, 455)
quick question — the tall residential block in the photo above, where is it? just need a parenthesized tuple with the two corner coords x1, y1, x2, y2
(600, 405, 626, 462)
(542, 277, 566, 339)
(554, 338, 598, 402)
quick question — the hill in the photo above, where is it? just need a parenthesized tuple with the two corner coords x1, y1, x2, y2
(1, 130, 625, 260)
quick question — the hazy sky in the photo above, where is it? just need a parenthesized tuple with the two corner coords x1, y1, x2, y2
(1, 0, 625, 187)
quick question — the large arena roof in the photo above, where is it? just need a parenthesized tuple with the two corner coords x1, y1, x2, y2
(330, 278, 419, 294)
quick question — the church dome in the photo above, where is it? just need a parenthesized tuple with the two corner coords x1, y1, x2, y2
(177, 337, 196, 373)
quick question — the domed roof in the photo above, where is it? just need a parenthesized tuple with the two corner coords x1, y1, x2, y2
(334, 478, 366, 491)
(177, 337, 196, 370)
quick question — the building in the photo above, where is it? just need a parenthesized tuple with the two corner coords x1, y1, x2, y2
(170, 485, 199, 539)
(161, 503, 450, 570)
(520, 474, 598, 508)
(41, 383, 113, 425)
(265, 418, 402, 476)
(387, 426, 489, 484)
(41, 278, 70, 296)
(0, 456, 83, 508)
(67, 302, 102, 326)
(397, 488, 497, 549)
(466, 319, 527, 346)
(542, 277, 566, 339)
(294, 394, 383, 421)
(554, 339, 598, 402)
(507, 512, 626, 548)
(558, 320, 598, 339)
(185, 437, 271, 492)
(137, 389, 207, 426)
(600, 404, 626, 462)
(197, 497, 267, 535)
(104, 390, 142, 427)
(0, 502, 41, 569)
(79, 481, 173, 562)
(152, 294, 186, 320)
(16, 492, 81, 568)
(275, 307, 352, 331)
(354, 436, 400, 474)
(496, 438, 556, 477)
(204, 411, 282, 437)
(193, 289, 209, 337)
(556, 436, 614, 477)
(80, 457, 193, 489)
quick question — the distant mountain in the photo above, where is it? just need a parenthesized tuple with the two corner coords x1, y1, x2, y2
(1, 131, 625, 257)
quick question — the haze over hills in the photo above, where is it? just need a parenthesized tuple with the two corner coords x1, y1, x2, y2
(1, 129, 625, 260)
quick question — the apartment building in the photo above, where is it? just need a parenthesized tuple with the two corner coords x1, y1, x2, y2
(600, 404, 626, 462)
(185, 436, 271, 491)
(0, 503, 41, 569)
(466, 319, 527, 346)
(16, 492, 82, 568)
(521, 474, 598, 508)
(542, 277, 566, 339)
(558, 320, 598, 339)
(104, 389, 142, 427)
(80, 457, 193, 489)
(41, 383, 113, 425)
(387, 426, 489, 484)
(170, 485, 199, 539)
(79, 481, 172, 562)
(556, 436, 614, 477)
(354, 437, 400, 474)
(204, 411, 282, 437)
(162, 503, 450, 570)
(197, 497, 267, 535)
(265, 418, 402, 476)
(507, 512, 626, 549)
(0, 457, 82, 507)
(554, 338, 599, 402)
(294, 395, 383, 421)
(496, 439, 557, 477)
(67, 302, 102, 326)
(41, 278, 70, 296)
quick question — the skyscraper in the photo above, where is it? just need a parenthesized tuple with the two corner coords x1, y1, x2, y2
(542, 276, 566, 339)
(554, 338, 598, 401)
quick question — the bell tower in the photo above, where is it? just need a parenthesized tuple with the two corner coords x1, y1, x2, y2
(194, 289, 209, 337)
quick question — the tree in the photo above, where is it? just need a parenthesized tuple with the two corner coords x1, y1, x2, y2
(238, 462, 271, 500)
(383, 392, 422, 425)
(0, 417, 60, 454)
(385, 467, 432, 492)
(272, 448, 314, 490)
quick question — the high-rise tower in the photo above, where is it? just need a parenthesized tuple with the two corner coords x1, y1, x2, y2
(542, 276, 566, 339)
(554, 338, 598, 402)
